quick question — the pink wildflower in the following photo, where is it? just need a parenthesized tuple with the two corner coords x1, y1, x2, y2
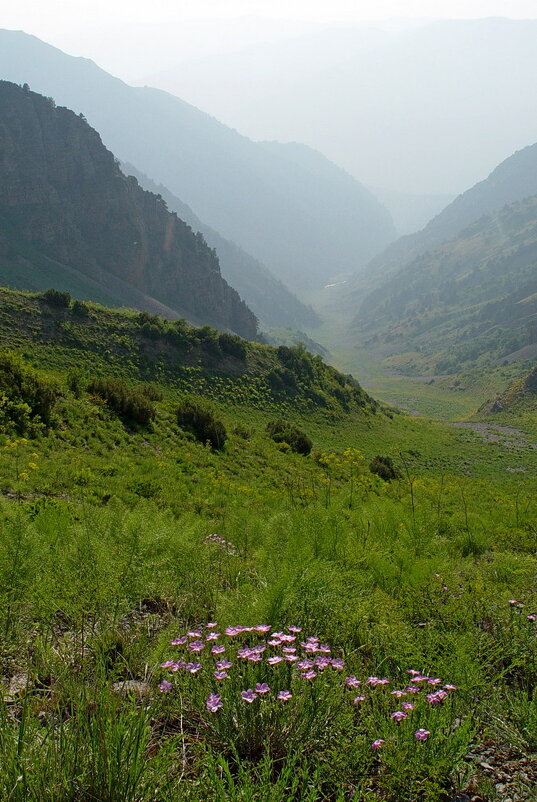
(391, 711, 407, 722)
(277, 690, 292, 701)
(371, 739, 385, 750)
(214, 670, 229, 680)
(284, 654, 299, 662)
(267, 656, 284, 665)
(345, 676, 362, 688)
(187, 630, 202, 638)
(401, 702, 414, 711)
(206, 693, 222, 713)
(255, 625, 271, 633)
(247, 652, 263, 662)
(443, 684, 457, 691)
(527, 614, 536, 622)
(188, 640, 205, 652)
(216, 659, 233, 670)
(331, 658, 345, 670)
(426, 690, 448, 705)
(171, 636, 187, 646)
(185, 662, 202, 673)
(391, 690, 407, 698)
(301, 670, 317, 680)
(414, 728, 430, 741)
(353, 695, 366, 703)
(206, 622, 218, 628)
(160, 660, 175, 669)
(206, 632, 220, 641)
(241, 689, 258, 703)
(288, 626, 302, 633)
(297, 659, 314, 670)
(159, 680, 173, 692)
(255, 683, 270, 694)
(211, 644, 225, 655)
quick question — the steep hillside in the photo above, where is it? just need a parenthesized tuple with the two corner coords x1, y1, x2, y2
(122, 163, 320, 330)
(0, 81, 257, 339)
(480, 362, 537, 414)
(0, 30, 395, 292)
(350, 196, 537, 375)
(353, 141, 537, 293)
(0, 287, 374, 416)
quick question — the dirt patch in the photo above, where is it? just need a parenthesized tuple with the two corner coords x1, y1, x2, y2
(450, 422, 537, 451)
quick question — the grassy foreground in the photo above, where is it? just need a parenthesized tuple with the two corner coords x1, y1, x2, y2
(0, 292, 536, 801)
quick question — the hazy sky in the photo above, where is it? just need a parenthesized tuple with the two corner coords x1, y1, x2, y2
(3, 0, 537, 34)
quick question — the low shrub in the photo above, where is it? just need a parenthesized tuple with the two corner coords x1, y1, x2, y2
(87, 378, 156, 426)
(369, 455, 401, 482)
(42, 288, 71, 308)
(218, 333, 247, 361)
(266, 419, 312, 455)
(0, 351, 57, 435)
(177, 397, 227, 450)
(71, 299, 89, 318)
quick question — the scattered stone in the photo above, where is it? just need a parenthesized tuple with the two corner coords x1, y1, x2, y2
(112, 680, 151, 697)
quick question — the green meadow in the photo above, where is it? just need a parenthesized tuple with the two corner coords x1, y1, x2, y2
(0, 289, 536, 801)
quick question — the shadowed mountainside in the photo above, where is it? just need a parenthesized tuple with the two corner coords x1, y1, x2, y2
(122, 163, 320, 330)
(0, 81, 258, 338)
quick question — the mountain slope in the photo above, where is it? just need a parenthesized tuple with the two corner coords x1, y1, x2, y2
(0, 81, 257, 338)
(0, 29, 396, 292)
(122, 163, 320, 330)
(357, 141, 537, 290)
(351, 195, 537, 375)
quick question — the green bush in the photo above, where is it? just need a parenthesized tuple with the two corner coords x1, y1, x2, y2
(369, 455, 401, 482)
(87, 378, 156, 426)
(138, 382, 163, 402)
(42, 288, 71, 308)
(266, 419, 312, 455)
(177, 396, 227, 450)
(71, 299, 89, 318)
(218, 332, 247, 361)
(0, 351, 57, 435)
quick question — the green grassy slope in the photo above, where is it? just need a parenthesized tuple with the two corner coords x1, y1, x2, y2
(0, 288, 536, 800)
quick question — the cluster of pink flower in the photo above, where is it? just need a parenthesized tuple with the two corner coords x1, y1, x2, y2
(158, 622, 457, 749)
(508, 599, 536, 621)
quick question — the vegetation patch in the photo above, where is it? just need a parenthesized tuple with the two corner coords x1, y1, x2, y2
(177, 396, 227, 450)
(266, 419, 312, 455)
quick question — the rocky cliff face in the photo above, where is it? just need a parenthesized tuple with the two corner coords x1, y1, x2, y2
(0, 81, 258, 339)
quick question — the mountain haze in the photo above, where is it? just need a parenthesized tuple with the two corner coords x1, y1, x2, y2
(0, 81, 257, 338)
(0, 29, 396, 293)
(122, 163, 320, 330)
(152, 18, 537, 198)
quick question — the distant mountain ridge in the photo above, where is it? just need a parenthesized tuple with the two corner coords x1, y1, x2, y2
(354, 141, 537, 293)
(350, 195, 537, 375)
(122, 163, 320, 330)
(0, 29, 396, 293)
(0, 81, 258, 338)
